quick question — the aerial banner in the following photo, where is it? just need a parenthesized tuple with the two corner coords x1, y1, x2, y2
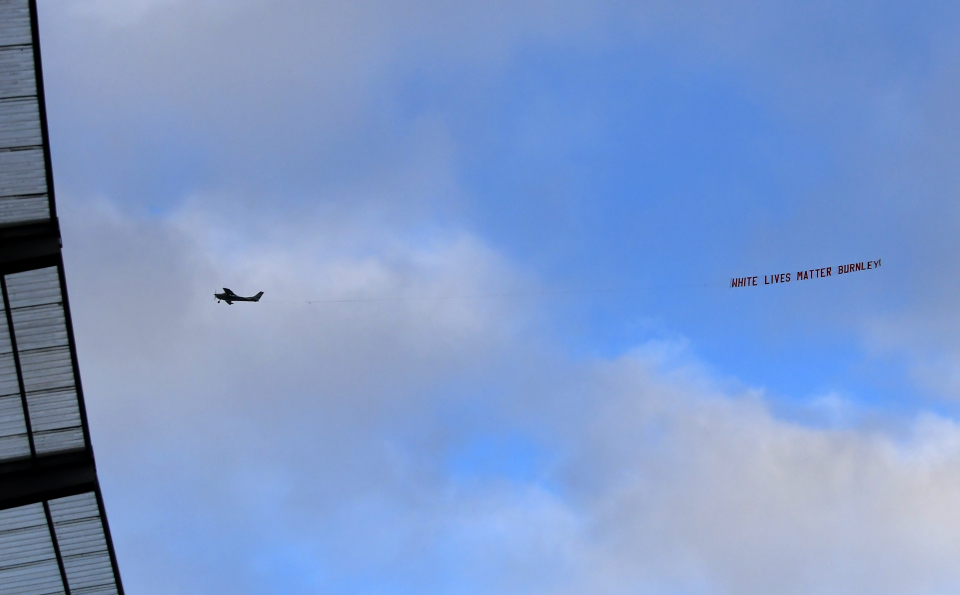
(731, 259, 881, 288)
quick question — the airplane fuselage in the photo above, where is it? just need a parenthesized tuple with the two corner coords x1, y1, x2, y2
(215, 289, 264, 304)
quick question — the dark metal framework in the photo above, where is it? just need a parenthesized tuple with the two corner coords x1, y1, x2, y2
(0, 1, 124, 593)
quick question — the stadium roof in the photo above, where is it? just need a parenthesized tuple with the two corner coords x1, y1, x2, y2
(0, 1, 125, 593)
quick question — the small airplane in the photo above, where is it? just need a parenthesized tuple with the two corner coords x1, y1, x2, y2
(214, 288, 264, 305)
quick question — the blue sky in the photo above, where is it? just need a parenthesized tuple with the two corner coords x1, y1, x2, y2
(32, 1, 960, 593)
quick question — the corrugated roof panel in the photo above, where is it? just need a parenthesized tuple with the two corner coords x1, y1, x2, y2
(20, 346, 75, 391)
(31, 431, 84, 454)
(0, 21, 49, 225)
(0, 502, 65, 595)
(0, 0, 32, 47)
(0, 146, 46, 194)
(0, 97, 41, 149)
(0, 503, 48, 564)
(7, 267, 62, 307)
(13, 303, 68, 350)
(0, 357, 19, 399)
(23, 384, 82, 455)
(47, 492, 97, 522)
(49, 493, 119, 595)
(0, 395, 29, 460)
(0, 357, 18, 395)
(0, 44, 35, 99)
(0, 149, 49, 224)
(27, 388, 81, 430)
(7, 267, 83, 455)
(0, 293, 27, 461)
(0, 194, 48, 224)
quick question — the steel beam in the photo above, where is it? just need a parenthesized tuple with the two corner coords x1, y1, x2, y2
(0, 452, 97, 511)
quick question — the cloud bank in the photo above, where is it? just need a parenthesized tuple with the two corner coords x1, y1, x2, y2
(32, 0, 960, 592)
(56, 198, 960, 594)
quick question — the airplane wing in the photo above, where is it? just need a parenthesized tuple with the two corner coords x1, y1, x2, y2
(223, 288, 236, 296)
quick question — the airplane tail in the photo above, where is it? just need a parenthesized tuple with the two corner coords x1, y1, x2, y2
(252, 291, 264, 302)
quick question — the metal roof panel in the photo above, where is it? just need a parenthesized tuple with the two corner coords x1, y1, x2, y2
(50, 493, 120, 595)
(0, 45, 35, 99)
(0, 0, 32, 47)
(0, 97, 41, 149)
(0, 503, 65, 595)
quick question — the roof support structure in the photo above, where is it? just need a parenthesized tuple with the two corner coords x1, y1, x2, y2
(0, 2, 125, 594)
(42, 499, 71, 595)
(0, 451, 96, 511)
(2, 272, 36, 458)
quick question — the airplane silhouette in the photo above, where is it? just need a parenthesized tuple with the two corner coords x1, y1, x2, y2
(214, 288, 264, 305)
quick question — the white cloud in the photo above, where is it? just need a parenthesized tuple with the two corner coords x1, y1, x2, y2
(566, 358, 960, 594)
(55, 198, 960, 594)
(33, 0, 960, 590)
